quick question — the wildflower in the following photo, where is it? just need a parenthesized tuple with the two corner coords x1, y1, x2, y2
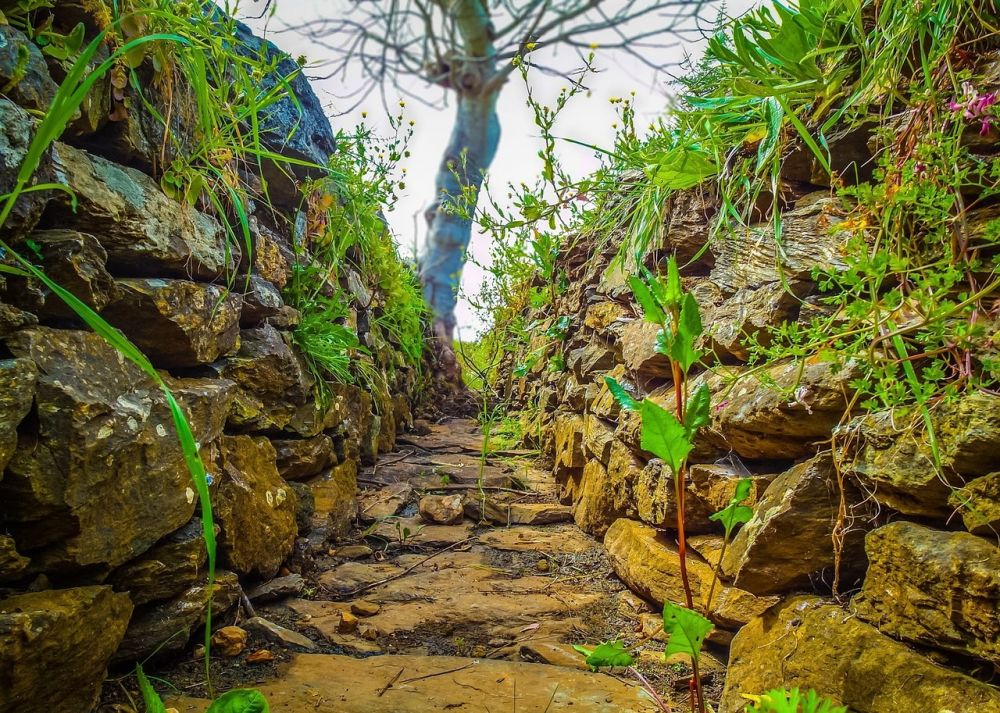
(947, 81, 998, 135)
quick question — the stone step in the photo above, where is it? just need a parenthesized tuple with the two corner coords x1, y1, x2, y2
(168, 653, 662, 712)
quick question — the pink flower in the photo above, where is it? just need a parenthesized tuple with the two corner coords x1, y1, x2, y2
(948, 82, 998, 134)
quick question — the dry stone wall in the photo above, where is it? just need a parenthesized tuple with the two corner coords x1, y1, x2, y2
(507, 134, 1000, 713)
(0, 9, 417, 713)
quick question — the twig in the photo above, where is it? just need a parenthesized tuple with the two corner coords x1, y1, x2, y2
(239, 587, 257, 620)
(399, 662, 475, 684)
(333, 537, 477, 597)
(377, 667, 404, 697)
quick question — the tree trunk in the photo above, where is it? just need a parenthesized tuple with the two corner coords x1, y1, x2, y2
(420, 89, 501, 341)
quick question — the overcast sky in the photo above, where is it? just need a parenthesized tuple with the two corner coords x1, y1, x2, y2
(242, 0, 757, 335)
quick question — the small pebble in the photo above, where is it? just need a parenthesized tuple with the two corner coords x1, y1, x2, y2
(351, 600, 381, 617)
(535, 558, 550, 572)
(211, 625, 248, 657)
(338, 611, 359, 633)
(247, 649, 275, 664)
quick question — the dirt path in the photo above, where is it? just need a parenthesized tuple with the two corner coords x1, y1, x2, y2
(164, 418, 678, 712)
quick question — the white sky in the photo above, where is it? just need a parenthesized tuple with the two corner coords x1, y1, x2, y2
(241, 0, 757, 336)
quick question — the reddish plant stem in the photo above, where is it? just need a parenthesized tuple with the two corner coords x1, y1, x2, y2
(670, 358, 705, 713)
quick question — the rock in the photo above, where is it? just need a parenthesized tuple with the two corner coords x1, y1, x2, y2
(583, 301, 627, 331)
(0, 536, 29, 582)
(371, 516, 475, 547)
(552, 413, 585, 477)
(169, 653, 660, 711)
(247, 574, 306, 603)
(107, 517, 211, 606)
(464, 497, 573, 526)
(0, 99, 49, 238)
(211, 625, 248, 657)
(335, 544, 373, 559)
(418, 494, 465, 525)
(231, 20, 335, 205)
(2, 231, 119, 318)
(0, 357, 35, 475)
(272, 435, 337, 482)
(2, 329, 228, 572)
(240, 275, 284, 325)
(710, 192, 849, 293)
(721, 453, 872, 596)
(113, 571, 240, 665)
(605, 519, 778, 628)
(781, 123, 875, 187)
(101, 278, 241, 368)
(572, 460, 624, 536)
(851, 521, 1000, 666)
(634, 460, 771, 534)
(620, 319, 671, 378)
(45, 142, 231, 279)
(338, 611, 359, 633)
(0, 302, 37, 338)
(0, 25, 58, 112)
(477, 526, 595, 555)
(950, 471, 1000, 534)
(847, 392, 1000, 518)
(220, 324, 317, 434)
(660, 188, 718, 269)
(719, 596, 1000, 713)
(566, 343, 616, 380)
(216, 435, 298, 578)
(358, 622, 379, 641)
(359, 482, 412, 522)
(245, 616, 318, 651)
(289, 480, 316, 533)
(308, 459, 359, 538)
(582, 414, 615, 465)
(0, 586, 132, 713)
(247, 649, 274, 664)
(701, 360, 856, 460)
(519, 641, 589, 669)
(703, 281, 808, 362)
(350, 600, 381, 617)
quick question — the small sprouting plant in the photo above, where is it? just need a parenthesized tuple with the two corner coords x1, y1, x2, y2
(742, 688, 847, 713)
(602, 256, 713, 713)
(572, 640, 634, 671)
(705, 477, 754, 607)
(137, 665, 269, 712)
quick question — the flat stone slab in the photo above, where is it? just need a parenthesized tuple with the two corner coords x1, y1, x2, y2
(291, 551, 601, 641)
(479, 526, 597, 555)
(167, 653, 661, 712)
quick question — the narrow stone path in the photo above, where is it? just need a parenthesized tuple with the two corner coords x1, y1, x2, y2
(167, 418, 668, 712)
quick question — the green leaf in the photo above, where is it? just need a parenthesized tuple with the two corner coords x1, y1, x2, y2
(136, 665, 167, 713)
(573, 640, 634, 669)
(662, 602, 713, 662)
(709, 477, 755, 538)
(669, 294, 703, 372)
(605, 376, 639, 411)
(640, 400, 692, 475)
(204, 689, 270, 713)
(684, 383, 712, 435)
(664, 257, 683, 309)
(628, 275, 665, 324)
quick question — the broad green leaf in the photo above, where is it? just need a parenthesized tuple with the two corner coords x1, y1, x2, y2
(662, 602, 713, 662)
(684, 383, 712, 435)
(572, 640, 634, 669)
(640, 400, 692, 475)
(628, 275, 665, 324)
(204, 689, 270, 713)
(710, 477, 755, 538)
(605, 377, 639, 411)
(136, 665, 167, 713)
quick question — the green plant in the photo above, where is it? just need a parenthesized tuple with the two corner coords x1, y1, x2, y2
(705, 477, 754, 607)
(137, 665, 269, 713)
(572, 640, 634, 671)
(0, 14, 228, 689)
(742, 688, 847, 713)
